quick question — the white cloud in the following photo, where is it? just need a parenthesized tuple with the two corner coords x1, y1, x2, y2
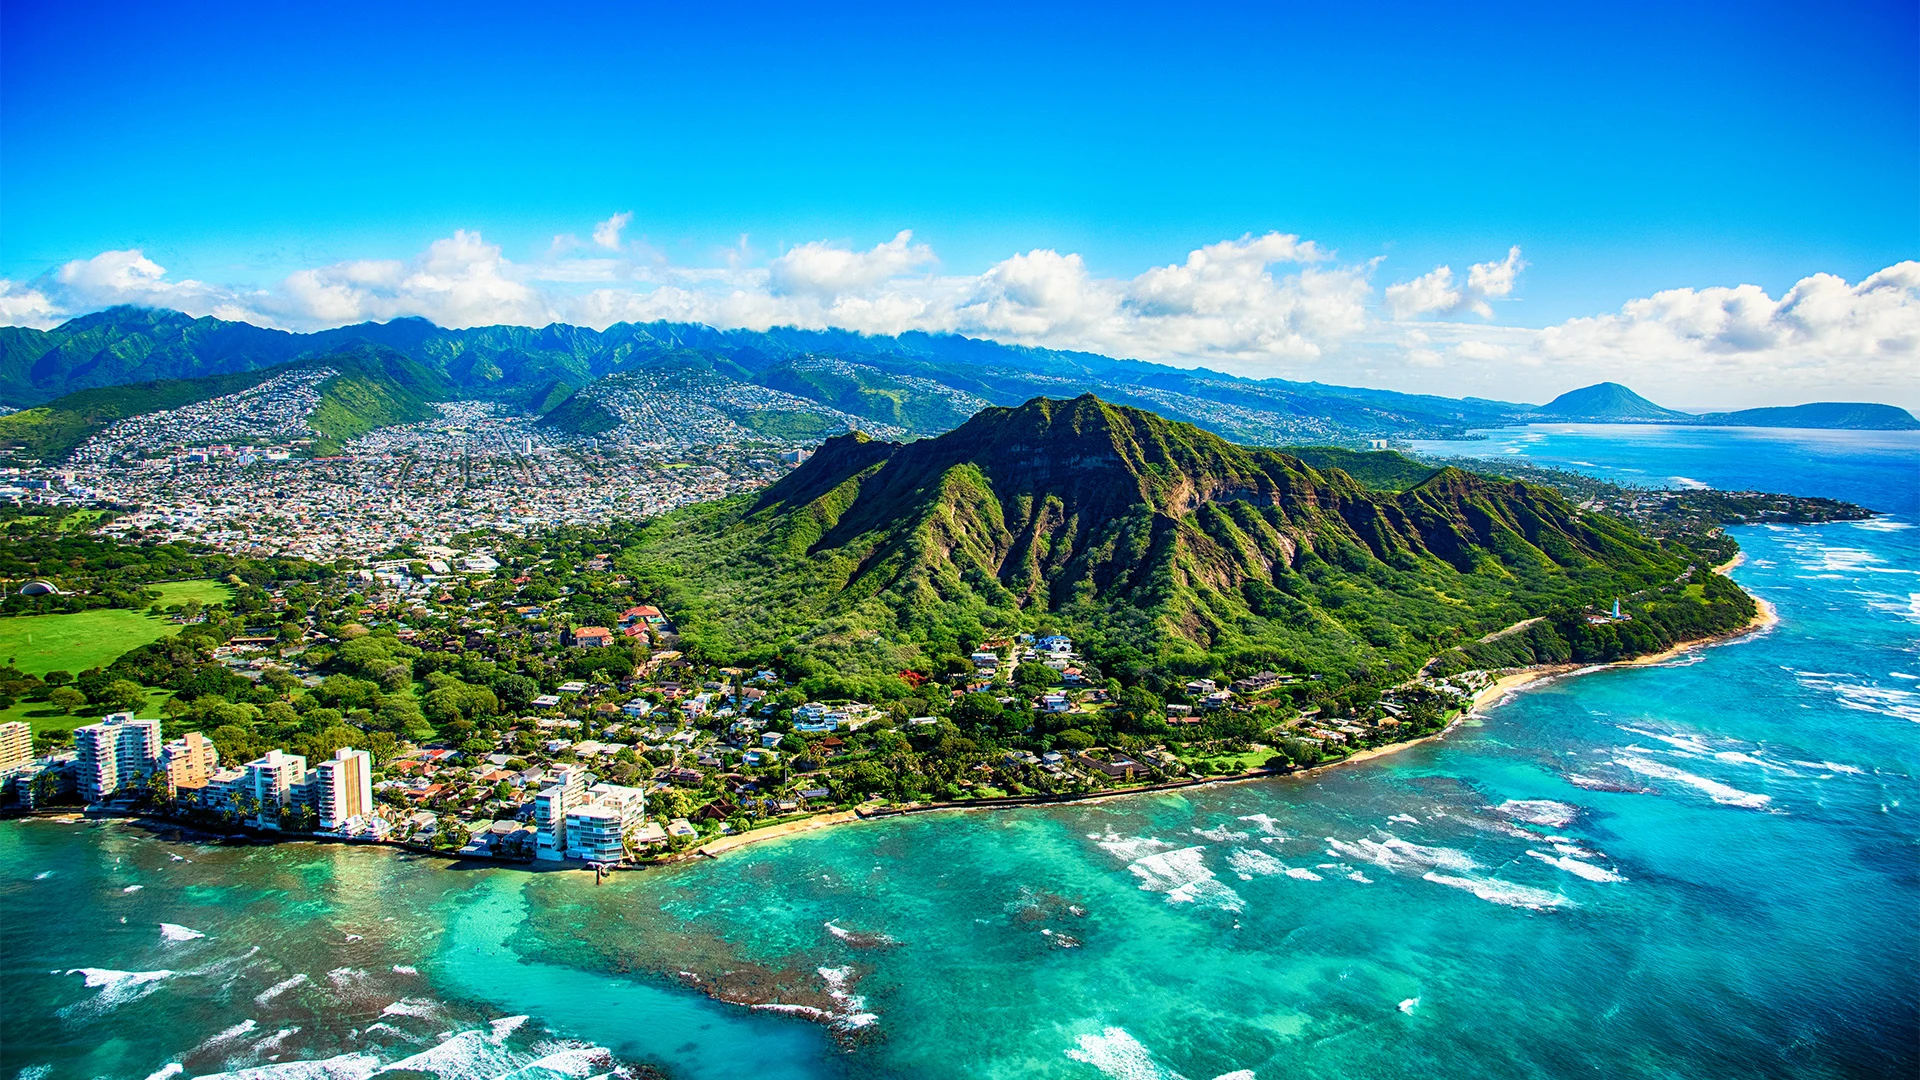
(1467, 246, 1524, 307)
(1384, 265, 1460, 319)
(271, 230, 556, 329)
(4, 223, 1914, 410)
(768, 230, 935, 297)
(1384, 246, 1527, 319)
(592, 211, 632, 250)
(1528, 262, 1920, 405)
(0, 280, 61, 329)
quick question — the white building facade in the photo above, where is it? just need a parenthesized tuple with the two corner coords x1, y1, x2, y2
(73, 713, 162, 804)
(533, 765, 589, 860)
(243, 749, 309, 829)
(312, 746, 374, 831)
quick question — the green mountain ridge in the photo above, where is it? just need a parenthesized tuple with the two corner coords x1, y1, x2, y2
(0, 346, 447, 461)
(621, 395, 1756, 698)
(0, 307, 1541, 444)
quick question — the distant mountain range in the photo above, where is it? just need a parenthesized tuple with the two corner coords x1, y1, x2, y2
(0, 309, 1909, 464)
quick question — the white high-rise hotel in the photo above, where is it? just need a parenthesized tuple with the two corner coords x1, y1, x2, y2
(312, 747, 373, 831)
(73, 713, 162, 804)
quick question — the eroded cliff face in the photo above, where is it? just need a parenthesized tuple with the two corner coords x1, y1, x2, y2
(739, 395, 1659, 640)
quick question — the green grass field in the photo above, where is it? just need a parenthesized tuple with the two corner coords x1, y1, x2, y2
(3, 688, 175, 739)
(0, 580, 235, 677)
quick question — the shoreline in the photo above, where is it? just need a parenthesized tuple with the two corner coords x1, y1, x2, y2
(687, 568, 1783, 858)
(9, 573, 1784, 869)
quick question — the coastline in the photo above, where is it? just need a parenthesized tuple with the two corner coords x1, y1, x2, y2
(10, 571, 1783, 870)
(690, 567, 1783, 858)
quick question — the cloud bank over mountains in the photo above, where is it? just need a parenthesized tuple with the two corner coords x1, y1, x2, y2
(1, 217, 1913, 410)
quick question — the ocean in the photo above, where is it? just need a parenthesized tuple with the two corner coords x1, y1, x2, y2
(3, 425, 1916, 1080)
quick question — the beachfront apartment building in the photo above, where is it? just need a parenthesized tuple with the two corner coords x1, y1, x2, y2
(159, 732, 219, 796)
(74, 713, 162, 804)
(0, 720, 31, 774)
(533, 764, 590, 860)
(312, 746, 374, 831)
(243, 749, 308, 829)
(563, 782, 647, 863)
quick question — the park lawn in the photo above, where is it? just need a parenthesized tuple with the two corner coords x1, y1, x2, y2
(0, 579, 235, 677)
(1174, 745, 1278, 773)
(6, 689, 177, 741)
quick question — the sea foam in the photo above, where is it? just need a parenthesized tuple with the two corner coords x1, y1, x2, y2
(1091, 831, 1175, 862)
(1127, 847, 1244, 912)
(159, 923, 206, 943)
(1225, 847, 1286, 880)
(1421, 872, 1574, 911)
(1496, 800, 1579, 828)
(1526, 850, 1625, 883)
(1064, 1025, 1252, 1080)
(59, 968, 174, 1018)
(1324, 835, 1478, 875)
(1613, 754, 1771, 808)
(254, 973, 308, 1005)
(818, 964, 879, 1029)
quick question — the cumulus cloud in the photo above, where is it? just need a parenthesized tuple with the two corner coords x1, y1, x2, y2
(1529, 261, 1920, 404)
(271, 230, 556, 329)
(592, 211, 632, 250)
(1384, 245, 1526, 319)
(4, 223, 1914, 409)
(768, 230, 935, 297)
(0, 280, 62, 329)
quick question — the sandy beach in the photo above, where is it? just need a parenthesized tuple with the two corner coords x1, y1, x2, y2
(694, 809, 865, 857)
(689, 563, 1780, 859)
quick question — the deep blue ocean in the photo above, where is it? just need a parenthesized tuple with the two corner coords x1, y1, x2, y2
(3, 425, 1915, 1080)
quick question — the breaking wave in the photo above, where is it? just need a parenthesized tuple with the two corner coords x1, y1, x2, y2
(1324, 834, 1478, 875)
(58, 968, 173, 1019)
(1064, 1025, 1254, 1080)
(1526, 850, 1625, 883)
(1226, 847, 1286, 879)
(818, 964, 879, 1030)
(1190, 824, 1250, 843)
(253, 973, 308, 1005)
(1127, 847, 1244, 913)
(1497, 800, 1579, 828)
(1090, 830, 1175, 862)
(159, 923, 206, 943)
(1613, 755, 1772, 808)
(1422, 873, 1575, 911)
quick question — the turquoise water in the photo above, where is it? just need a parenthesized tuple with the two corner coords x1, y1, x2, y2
(1408, 423, 1920, 516)
(4, 428, 1916, 1080)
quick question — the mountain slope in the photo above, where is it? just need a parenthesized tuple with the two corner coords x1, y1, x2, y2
(1533, 382, 1691, 421)
(621, 395, 1753, 696)
(1692, 402, 1920, 430)
(0, 346, 447, 461)
(0, 308, 1540, 443)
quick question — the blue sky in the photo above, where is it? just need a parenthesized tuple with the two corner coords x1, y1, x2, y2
(2, 0, 1915, 408)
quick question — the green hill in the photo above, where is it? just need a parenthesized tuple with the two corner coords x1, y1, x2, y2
(1533, 382, 1691, 421)
(621, 395, 1755, 697)
(1280, 446, 1439, 491)
(752, 358, 987, 434)
(1692, 402, 1920, 430)
(0, 346, 448, 461)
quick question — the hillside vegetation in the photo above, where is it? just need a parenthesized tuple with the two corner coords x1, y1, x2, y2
(620, 395, 1754, 701)
(0, 346, 447, 461)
